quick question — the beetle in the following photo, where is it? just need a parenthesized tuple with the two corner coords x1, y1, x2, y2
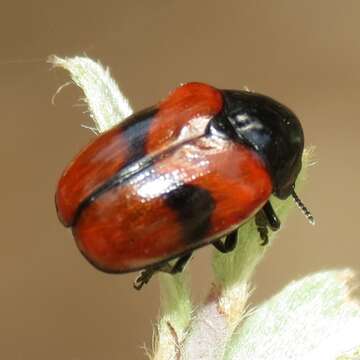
(55, 82, 313, 289)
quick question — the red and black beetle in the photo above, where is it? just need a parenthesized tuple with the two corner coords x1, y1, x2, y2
(55, 82, 313, 289)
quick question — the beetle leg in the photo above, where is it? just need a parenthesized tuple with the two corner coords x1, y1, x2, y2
(212, 230, 238, 253)
(255, 201, 281, 246)
(133, 252, 193, 290)
(133, 267, 158, 290)
(255, 210, 269, 246)
(262, 201, 280, 230)
(166, 252, 193, 274)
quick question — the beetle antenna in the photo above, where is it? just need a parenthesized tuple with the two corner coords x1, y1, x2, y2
(291, 189, 315, 225)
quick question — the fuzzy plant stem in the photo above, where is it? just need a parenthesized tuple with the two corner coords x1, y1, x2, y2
(50, 55, 360, 360)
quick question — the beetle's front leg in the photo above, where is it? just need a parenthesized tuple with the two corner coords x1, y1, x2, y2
(262, 201, 280, 231)
(255, 201, 280, 245)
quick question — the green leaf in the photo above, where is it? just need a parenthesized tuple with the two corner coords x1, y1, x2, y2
(224, 270, 360, 360)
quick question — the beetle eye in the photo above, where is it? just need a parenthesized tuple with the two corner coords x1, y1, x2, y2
(291, 188, 315, 225)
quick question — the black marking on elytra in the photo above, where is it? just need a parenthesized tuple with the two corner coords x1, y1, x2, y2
(71, 107, 157, 227)
(165, 184, 215, 244)
(120, 106, 157, 169)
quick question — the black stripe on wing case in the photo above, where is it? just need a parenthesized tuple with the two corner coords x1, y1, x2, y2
(120, 106, 157, 169)
(165, 184, 215, 244)
(71, 107, 157, 227)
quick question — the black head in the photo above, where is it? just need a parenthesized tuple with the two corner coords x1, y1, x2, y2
(211, 89, 304, 199)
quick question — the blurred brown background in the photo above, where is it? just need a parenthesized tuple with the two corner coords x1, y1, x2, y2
(0, 1, 359, 359)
